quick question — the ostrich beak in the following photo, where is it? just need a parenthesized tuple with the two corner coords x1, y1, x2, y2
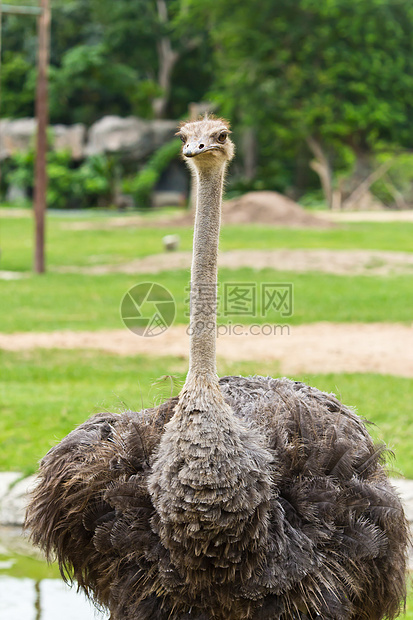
(183, 143, 202, 158)
(183, 141, 214, 158)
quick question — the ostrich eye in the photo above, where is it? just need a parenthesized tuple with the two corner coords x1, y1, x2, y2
(217, 132, 227, 144)
(179, 134, 186, 143)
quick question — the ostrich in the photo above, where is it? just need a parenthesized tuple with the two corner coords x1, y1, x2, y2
(26, 118, 408, 620)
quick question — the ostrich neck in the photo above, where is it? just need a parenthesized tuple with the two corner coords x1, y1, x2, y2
(149, 159, 273, 608)
(186, 165, 225, 384)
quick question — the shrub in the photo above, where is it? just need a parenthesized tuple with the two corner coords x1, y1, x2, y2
(125, 138, 182, 208)
(3, 150, 117, 208)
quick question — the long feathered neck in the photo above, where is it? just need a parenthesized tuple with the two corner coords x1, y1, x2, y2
(180, 162, 227, 407)
(149, 150, 272, 617)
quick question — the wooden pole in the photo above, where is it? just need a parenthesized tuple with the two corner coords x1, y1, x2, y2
(33, 0, 50, 274)
(0, 3, 3, 189)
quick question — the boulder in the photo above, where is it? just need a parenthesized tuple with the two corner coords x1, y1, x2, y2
(52, 123, 86, 160)
(0, 118, 36, 159)
(0, 116, 177, 161)
(0, 474, 37, 526)
(85, 115, 176, 159)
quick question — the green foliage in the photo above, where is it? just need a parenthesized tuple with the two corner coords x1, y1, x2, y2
(0, 0, 213, 123)
(4, 148, 117, 208)
(372, 151, 413, 207)
(183, 0, 413, 189)
(2, 0, 413, 197)
(49, 43, 140, 125)
(5, 150, 35, 195)
(126, 138, 182, 207)
(0, 52, 36, 118)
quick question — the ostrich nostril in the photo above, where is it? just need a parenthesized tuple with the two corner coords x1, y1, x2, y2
(199, 143, 205, 149)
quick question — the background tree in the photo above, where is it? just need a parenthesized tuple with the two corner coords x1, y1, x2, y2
(2, 0, 413, 203)
(184, 0, 413, 200)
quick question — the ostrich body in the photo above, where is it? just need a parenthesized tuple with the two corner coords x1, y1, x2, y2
(26, 119, 408, 620)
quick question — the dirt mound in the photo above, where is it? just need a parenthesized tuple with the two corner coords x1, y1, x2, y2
(222, 191, 332, 227)
(158, 191, 333, 228)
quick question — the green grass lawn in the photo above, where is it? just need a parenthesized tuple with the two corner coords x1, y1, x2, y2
(1, 268, 412, 332)
(0, 210, 412, 611)
(1, 212, 412, 332)
(1, 212, 413, 271)
(1, 348, 412, 477)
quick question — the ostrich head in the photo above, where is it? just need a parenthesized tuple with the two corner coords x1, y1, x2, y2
(177, 117, 235, 170)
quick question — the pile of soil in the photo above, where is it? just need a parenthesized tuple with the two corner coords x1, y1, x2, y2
(221, 191, 332, 227)
(161, 191, 333, 228)
(61, 191, 333, 231)
(60, 191, 336, 230)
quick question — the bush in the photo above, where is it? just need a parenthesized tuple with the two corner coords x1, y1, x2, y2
(125, 139, 182, 208)
(3, 149, 118, 209)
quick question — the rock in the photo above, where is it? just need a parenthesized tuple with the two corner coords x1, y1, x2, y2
(0, 119, 86, 160)
(0, 116, 177, 162)
(52, 123, 86, 160)
(0, 475, 37, 526)
(85, 115, 176, 160)
(152, 191, 186, 208)
(5, 184, 28, 204)
(162, 234, 180, 251)
(0, 118, 36, 159)
(390, 478, 413, 522)
(0, 473, 21, 503)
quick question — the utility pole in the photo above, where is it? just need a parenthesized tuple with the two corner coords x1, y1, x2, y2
(0, 1, 50, 273)
(33, 0, 50, 274)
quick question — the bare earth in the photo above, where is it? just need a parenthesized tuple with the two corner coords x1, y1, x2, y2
(1, 322, 412, 377)
(55, 248, 413, 277)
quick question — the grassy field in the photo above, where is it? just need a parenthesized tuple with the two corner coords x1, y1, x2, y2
(1, 208, 412, 612)
(0, 211, 412, 472)
(1, 211, 413, 333)
(1, 210, 413, 271)
(1, 269, 413, 332)
(1, 348, 412, 477)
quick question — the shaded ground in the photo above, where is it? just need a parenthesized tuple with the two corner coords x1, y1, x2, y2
(1, 322, 412, 377)
(55, 248, 413, 276)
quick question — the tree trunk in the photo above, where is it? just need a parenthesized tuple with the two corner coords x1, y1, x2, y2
(306, 137, 333, 209)
(241, 127, 258, 182)
(152, 0, 179, 119)
(342, 159, 393, 210)
(33, 0, 51, 274)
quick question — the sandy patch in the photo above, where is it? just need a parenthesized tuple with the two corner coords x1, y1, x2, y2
(0, 271, 27, 280)
(318, 210, 413, 223)
(1, 323, 412, 378)
(55, 248, 413, 277)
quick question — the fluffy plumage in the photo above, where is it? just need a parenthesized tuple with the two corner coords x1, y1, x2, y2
(25, 118, 408, 619)
(26, 376, 408, 619)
